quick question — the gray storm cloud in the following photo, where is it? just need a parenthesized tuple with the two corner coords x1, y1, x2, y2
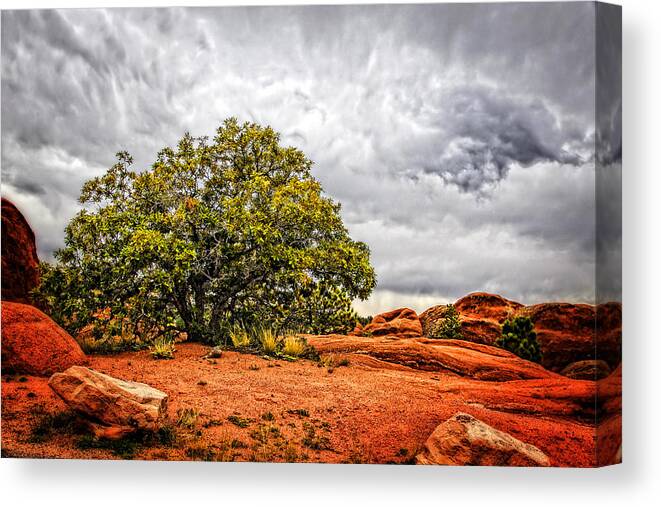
(1, 3, 620, 314)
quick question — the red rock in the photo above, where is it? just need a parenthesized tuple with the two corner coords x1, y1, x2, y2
(528, 302, 621, 371)
(421, 292, 521, 344)
(420, 293, 622, 371)
(361, 307, 422, 338)
(560, 359, 611, 380)
(1, 301, 87, 375)
(454, 292, 524, 321)
(415, 412, 550, 466)
(1, 198, 40, 303)
(306, 334, 556, 381)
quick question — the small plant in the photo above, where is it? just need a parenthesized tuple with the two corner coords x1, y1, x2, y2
(75, 434, 142, 460)
(302, 422, 331, 451)
(176, 407, 199, 429)
(287, 408, 310, 417)
(496, 316, 542, 363)
(257, 328, 280, 356)
(185, 444, 216, 461)
(28, 411, 81, 443)
(231, 438, 248, 449)
(427, 304, 463, 340)
(261, 411, 275, 422)
(229, 323, 251, 348)
(150, 336, 176, 359)
(156, 423, 178, 447)
(227, 414, 252, 428)
(282, 335, 306, 357)
(320, 354, 350, 369)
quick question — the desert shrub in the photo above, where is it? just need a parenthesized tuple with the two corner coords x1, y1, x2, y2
(35, 119, 375, 349)
(282, 335, 306, 357)
(176, 408, 199, 429)
(28, 411, 82, 443)
(495, 316, 542, 363)
(227, 415, 252, 428)
(302, 422, 331, 451)
(319, 354, 350, 370)
(427, 304, 463, 340)
(150, 336, 176, 359)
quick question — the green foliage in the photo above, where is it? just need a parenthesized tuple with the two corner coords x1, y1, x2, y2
(495, 316, 542, 363)
(150, 336, 176, 359)
(427, 304, 463, 340)
(284, 282, 360, 335)
(36, 119, 376, 348)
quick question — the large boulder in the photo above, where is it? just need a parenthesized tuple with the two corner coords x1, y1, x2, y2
(415, 413, 551, 466)
(1, 198, 40, 303)
(420, 293, 622, 372)
(1, 301, 87, 375)
(420, 293, 522, 344)
(49, 366, 168, 438)
(361, 307, 422, 338)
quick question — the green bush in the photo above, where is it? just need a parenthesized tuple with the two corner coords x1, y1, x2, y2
(495, 316, 542, 363)
(427, 304, 463, 340)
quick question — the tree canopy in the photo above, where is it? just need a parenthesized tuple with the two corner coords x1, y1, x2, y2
(38, 119, 376, 345)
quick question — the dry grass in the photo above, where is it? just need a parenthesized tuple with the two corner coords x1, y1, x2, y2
(282, 335, 306, 357)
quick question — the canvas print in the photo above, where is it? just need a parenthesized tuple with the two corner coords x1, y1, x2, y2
(0, 2, 621, 466)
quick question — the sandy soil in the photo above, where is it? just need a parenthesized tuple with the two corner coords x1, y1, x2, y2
(1, 342, 607, 466)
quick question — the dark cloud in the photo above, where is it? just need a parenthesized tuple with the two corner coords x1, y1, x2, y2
(1, 3, 619, 312)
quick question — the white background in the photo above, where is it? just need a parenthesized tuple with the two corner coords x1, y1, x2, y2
(1, 0, 658, 505)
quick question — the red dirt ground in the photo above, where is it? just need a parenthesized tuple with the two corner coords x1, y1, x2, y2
(1, 341, 617, 466)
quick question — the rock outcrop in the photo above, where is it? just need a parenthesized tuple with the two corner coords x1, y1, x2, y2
(306, 334, 556, 381)
(49, 366, 168, 438)
(1, 301, 87, 375)
(415, 412, 550, 466)
(360, 307, 422, 338)
(1, 198, 40, 303)
(560, 359, 611, 380)
(419, 292, 622, 372)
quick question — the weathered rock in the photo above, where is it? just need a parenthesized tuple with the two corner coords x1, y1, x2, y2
(362, 307, 422, 338)
(1, 301, 87, 375)
(420, 293, 622, 371)
(421, 293, 522, 344)
(204, 346, 223, 359)
(306, 334, 555, 381)
(561, 359, 611, 380)
(48, 366, 168, 438)
(415, 413, 551, 466)
(1, 198, 40, 303)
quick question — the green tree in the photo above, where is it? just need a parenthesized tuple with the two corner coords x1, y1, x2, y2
(37, 119, 376, 345)
(495, 316, 542, 363)
(428, 304, 464, 340)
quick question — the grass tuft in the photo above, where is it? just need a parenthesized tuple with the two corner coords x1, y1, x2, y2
(150, 336, 176, 359)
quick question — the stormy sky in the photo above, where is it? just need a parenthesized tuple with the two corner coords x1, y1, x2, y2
(1, 3, 621, 314)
